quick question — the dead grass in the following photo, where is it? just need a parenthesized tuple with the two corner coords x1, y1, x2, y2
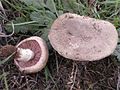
(0, 50, 118, 90)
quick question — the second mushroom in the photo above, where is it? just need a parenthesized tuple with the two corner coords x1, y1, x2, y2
(0, 36, 48, 74)
(48, 13, 118, 61)
(14, 36, 48, 73)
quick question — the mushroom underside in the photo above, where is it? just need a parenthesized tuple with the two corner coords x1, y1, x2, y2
(15, 40, 41, 68)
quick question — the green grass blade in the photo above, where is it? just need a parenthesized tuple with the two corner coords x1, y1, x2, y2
(0, 52, 15, 66)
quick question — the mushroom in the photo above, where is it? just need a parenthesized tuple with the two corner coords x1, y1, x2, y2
(14, 36, 48, 73)
(48, 13, 118, 61)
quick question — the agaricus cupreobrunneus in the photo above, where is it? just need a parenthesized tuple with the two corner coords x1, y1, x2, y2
(14, 36, 48, 73)
(48, 13, 118, 61)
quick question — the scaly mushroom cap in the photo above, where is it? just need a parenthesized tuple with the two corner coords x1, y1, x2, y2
(48, 13, 118, 61)
(14, 36, 48, 73)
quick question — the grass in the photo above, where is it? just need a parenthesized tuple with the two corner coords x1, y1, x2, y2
(0, 52, 15, 66)
(3, 70, 9, 90)
(0, 0, 120, 90)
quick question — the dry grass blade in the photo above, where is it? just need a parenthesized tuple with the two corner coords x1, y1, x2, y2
(3, 70, 9, 90)
(67, 62, 78, 90)
(0, 1, 7, 17)
(88, 0, 96, 6)
(0, 22, 14, 37)
(0, 24, 2, 33)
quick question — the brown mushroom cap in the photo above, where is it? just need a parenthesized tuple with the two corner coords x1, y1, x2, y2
(48, 13, 118, 61)
(14, 36, 48, 73)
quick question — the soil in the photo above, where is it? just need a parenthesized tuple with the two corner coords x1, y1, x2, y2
(0, 49, 118, 90)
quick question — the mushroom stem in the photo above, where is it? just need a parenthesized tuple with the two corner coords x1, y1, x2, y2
(17, 48, 34, 62)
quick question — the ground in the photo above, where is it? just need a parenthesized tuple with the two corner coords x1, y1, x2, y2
(0, 0, 120, 90)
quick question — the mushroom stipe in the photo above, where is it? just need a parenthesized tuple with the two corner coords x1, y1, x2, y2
(48, 13, 118, 61)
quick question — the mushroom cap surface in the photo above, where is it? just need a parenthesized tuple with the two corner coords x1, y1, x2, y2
(48, 13, 118, 61)
(14, 36, 48, 73)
